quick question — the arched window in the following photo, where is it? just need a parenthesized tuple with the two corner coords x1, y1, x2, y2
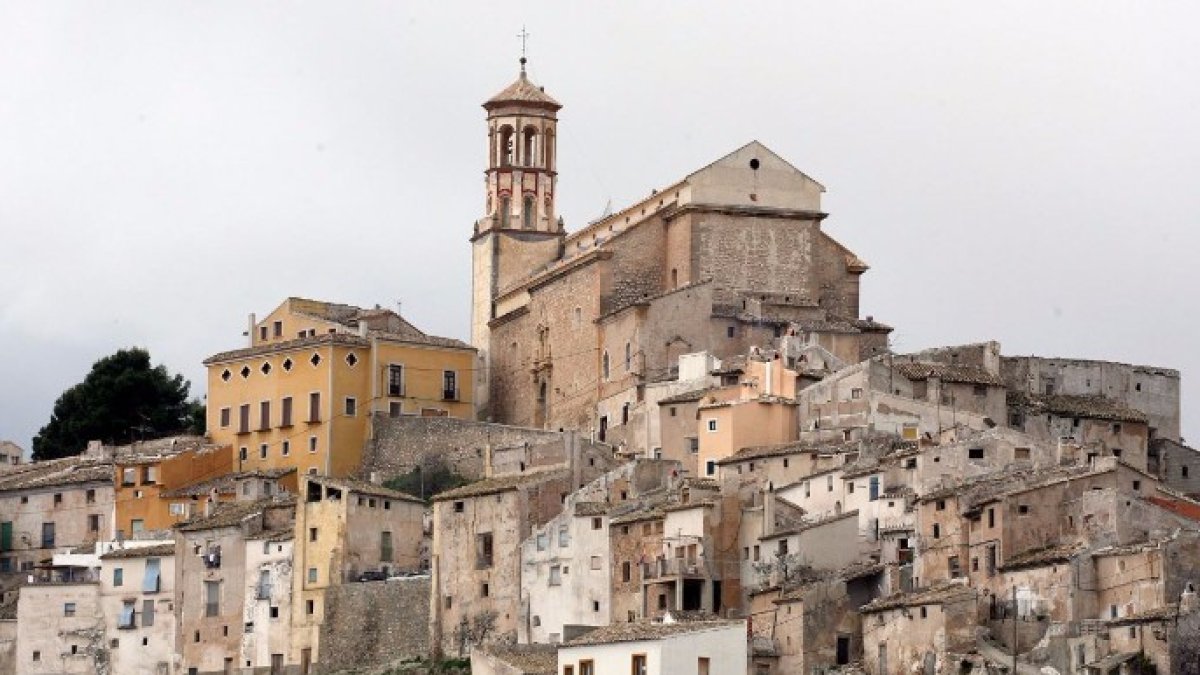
(523, 195, 535, 229)
(602, 351, 610, 381)
(499, 195, 511, 228)
(498, 126, 514, 166)
(522, 127, 537, 167)
(544, 130, 555, 170)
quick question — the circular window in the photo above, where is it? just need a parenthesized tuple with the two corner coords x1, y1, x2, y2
(749, 158, 760, 170)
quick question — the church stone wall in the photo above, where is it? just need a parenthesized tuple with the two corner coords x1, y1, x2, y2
(598, 212, 667, 315)
(695, 214, 820, 309)
(491, 260, 606, 431)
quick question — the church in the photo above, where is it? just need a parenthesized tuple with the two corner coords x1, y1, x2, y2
(470, 57, 890, 445)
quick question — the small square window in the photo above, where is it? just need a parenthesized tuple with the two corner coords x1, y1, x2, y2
(454, 501, 465, 513)
(344, 397, 357, 417)
(221, 369, 232, 382)
(707, 419, 718, 432)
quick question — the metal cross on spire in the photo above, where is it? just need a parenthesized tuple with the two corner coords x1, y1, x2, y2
(517, 25, 530, 73)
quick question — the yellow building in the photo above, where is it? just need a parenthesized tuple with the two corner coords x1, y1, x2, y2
(205, 298, 477, 478)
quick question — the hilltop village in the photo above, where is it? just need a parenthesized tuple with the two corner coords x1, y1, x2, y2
(1, 61, 1198, 675)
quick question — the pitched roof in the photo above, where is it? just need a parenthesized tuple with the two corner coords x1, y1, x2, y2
(432, 468, 569, 502)
(562, 619, 742, 647)
(100, 543, 176, 560)
(1007, 391, 1147, 423)
(893, 362, 1004, 386)
(175, 496, 294, 532)
(657, 388, 713, 405)
(306, 474, 423, 503)
(476, 644, 558, 675)
(484, 71, 561, 109)
(161, 468, 295, 498)
(718, 435, 903, 466)
(998, 543, 1083, 571)
(860, 583, 976, 614)
(0, 458, 112, 493)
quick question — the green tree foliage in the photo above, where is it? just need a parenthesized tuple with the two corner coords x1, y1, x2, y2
(32, 348, 204, 461)
(384, 455, 471, 503)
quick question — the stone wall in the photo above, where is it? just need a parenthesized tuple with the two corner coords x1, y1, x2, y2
(362, 414, 564, 480)
(315, 576, 431, 674)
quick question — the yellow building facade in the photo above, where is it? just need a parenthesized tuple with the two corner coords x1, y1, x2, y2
(205, 298, 477, 478)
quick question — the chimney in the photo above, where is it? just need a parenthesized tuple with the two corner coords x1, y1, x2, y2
(763, 486, 776, 537)
(369, 471, 382, 486)
(247, 313, 257, 347)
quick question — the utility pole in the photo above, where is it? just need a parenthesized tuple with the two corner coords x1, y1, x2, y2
(1012, 584, 1018, 674)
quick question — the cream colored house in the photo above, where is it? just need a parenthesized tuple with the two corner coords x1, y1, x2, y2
(556, 618, 747, 675)
(98, 543, 176, 675)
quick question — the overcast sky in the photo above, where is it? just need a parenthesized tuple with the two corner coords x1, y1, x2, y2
(2, 2, 1197, 452)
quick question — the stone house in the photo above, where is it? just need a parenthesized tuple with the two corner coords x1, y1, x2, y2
(430, 468, 576, 656)
(519, 460, 676, 644)
(290, 475, 424, 670)
(0, 443, 22, 468)
(638, 352, 721, 461)
(556, 618, 747, 675)
(173, 497, 294, 675)
(98, 542, 176, 675)
(716, 438, 853, 494)
(749, 510, 861, 593)
(639, 494, 742, 622)
(14, 562, 102, 675)
(859, 583, 977, 675)
(1152, 437, 1200, 497)
(0, 456, 114, 578)
(241, 527, 293, 675)
(1007, 391, 1151, 472)
(796, 356, 1004, 445)
(158, 467, 297, 524)
(751, 563, 887, 675)
(1000, 355, 1181, 442)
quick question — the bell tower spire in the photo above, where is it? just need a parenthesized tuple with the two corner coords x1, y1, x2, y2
(476, 54, 562, 238)
(470, 56, 565, 420)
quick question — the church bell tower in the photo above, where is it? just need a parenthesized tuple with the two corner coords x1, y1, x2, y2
(470, 56, 564, 419)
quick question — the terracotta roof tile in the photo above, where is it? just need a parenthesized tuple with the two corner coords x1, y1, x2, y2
(433, 468, 569, 502)
(306, 474, 423, 503)
(100, 543, 176, 560)
(562, 619, 742, 647)
(894, 362, 1004, 386)
(1007, 392, 1147, 424)
(484, 72, 561, 109)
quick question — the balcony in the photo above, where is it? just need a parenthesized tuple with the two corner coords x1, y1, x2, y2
(642, 557, 707, 581)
